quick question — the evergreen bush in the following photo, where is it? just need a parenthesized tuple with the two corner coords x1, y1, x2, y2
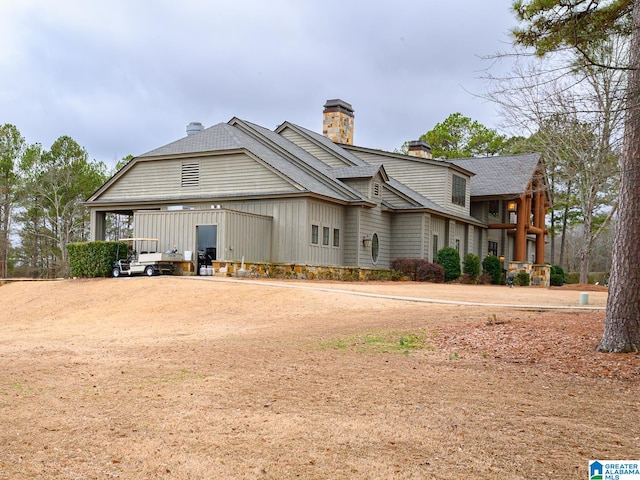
(67, 241, 128, 278)
(515, 272, 530, 286)
(435, 247, 461, 282)
(565, 272, 580, 284)
(482, 255, 502, 285)
(549, 264, 566, 286)
(462, 253, 480, 280)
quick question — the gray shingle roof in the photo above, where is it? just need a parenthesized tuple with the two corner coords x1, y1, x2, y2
(139, 123, 245, 156)
(329, 164, 383, 179)
(137, 121, 369, 204)
(278, 122, 370, 167)
(447, 153, 542, 197)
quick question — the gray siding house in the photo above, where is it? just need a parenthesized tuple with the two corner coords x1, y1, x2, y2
(87, 99, 550, 273)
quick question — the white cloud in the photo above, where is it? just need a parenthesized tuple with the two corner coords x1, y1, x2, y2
(0, 0, 519, 166)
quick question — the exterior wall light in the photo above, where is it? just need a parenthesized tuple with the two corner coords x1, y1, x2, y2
(507, 200, 517, 212)
(362, 235, 371, 247)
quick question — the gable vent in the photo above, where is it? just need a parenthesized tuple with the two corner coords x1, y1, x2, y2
(373, 182, 381, 197)
(181, 162, 200, 187)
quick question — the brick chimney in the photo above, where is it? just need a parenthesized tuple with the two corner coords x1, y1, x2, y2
(322, 99, 354, 145)
(407, 140, 432, 159)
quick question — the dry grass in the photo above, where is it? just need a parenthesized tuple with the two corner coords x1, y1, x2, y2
(0, 277, 637, 479)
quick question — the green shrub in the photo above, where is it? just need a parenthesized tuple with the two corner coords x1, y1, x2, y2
(435, 247, 461, 282)
(515, 272, 530, 286)
(549, 264, 566, 286)
(482, 255, 502, 285)
(565, 272, 580, 284)
(67, 241, 128, 278)
(462, 253, 480, 280)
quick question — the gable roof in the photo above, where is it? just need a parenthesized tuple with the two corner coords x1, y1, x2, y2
(89, 120, 376, 206)
(447, 153, 542, 198)
(342, 144, 476, 177)
(275, 121, 369, 168)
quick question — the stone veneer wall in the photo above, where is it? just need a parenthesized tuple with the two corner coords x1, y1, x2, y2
(507, 261, 550, 287)
(181, 260, 390, 281)
(322, 100, 354, 145)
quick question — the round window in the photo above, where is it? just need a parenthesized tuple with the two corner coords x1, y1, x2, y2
(371, 233, 379, 264)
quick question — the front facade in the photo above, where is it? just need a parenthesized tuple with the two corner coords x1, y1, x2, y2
(87, 100, 550, 273)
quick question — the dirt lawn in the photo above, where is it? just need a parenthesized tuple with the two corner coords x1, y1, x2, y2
(0, 277, 637, 479)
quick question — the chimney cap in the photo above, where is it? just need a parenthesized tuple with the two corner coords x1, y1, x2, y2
(323, 99, 354, 114)
(408, 140, 431, 150)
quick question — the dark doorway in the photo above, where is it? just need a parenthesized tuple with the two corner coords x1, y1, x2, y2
(197, 225, 217, 272)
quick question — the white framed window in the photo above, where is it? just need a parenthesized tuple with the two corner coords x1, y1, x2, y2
(333, 228, 340, 247)
(322, 226, 330, 246)
(311, 225, 319, 245)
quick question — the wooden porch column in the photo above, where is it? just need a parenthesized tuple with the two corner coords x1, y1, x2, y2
(534, 189, 545, 264)
(515, 197, 527, 261)
(90, 210, 106, 241)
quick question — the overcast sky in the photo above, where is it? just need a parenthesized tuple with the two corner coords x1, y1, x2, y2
(1, 1, 520, 168)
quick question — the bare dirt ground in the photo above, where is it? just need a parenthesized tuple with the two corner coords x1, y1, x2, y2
(0, 277, 637, 479)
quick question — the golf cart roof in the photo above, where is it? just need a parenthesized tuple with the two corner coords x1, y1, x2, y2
(118, 238, 160, 243)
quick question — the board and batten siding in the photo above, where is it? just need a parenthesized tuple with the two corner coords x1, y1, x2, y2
(133, 209, 272, 263)
(358, 207, 392, 268)
(470, 202, 487, 223)
(279, 127, 352, 169)
(474, 226, 485, 257)
(430, 216, 447, 261)
(342, 207, 359, 266)
(223, 198, 345, 266)
(221, 199, 305, 263)
(306, 200, 345, 266)
(390, 213, 430, 259)
(98, 153, 297, 201)
(455, 221, 466, 256)
(350, 151, 449, 206)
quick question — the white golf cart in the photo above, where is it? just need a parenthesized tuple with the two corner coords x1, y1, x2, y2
(112, 238, 183, 277)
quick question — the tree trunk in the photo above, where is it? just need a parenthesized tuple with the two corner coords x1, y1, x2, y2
(598, 1, 640, 352)
(579, 211, 593, 284)
(549, 209, 556, 264)
(559, 182, 571, 268)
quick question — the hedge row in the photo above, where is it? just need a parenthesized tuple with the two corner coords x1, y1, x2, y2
(67, 241, 128, 278)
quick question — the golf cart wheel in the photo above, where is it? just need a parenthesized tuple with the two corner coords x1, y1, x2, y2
(112, 267, 121, 278)
(145, 266, 155, 276)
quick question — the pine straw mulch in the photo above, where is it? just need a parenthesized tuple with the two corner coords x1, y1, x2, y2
(434, 307, 640, 382)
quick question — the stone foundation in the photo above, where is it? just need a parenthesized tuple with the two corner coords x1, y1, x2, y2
(180, 260, 390, 281)
(507, 262, 550, 287)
